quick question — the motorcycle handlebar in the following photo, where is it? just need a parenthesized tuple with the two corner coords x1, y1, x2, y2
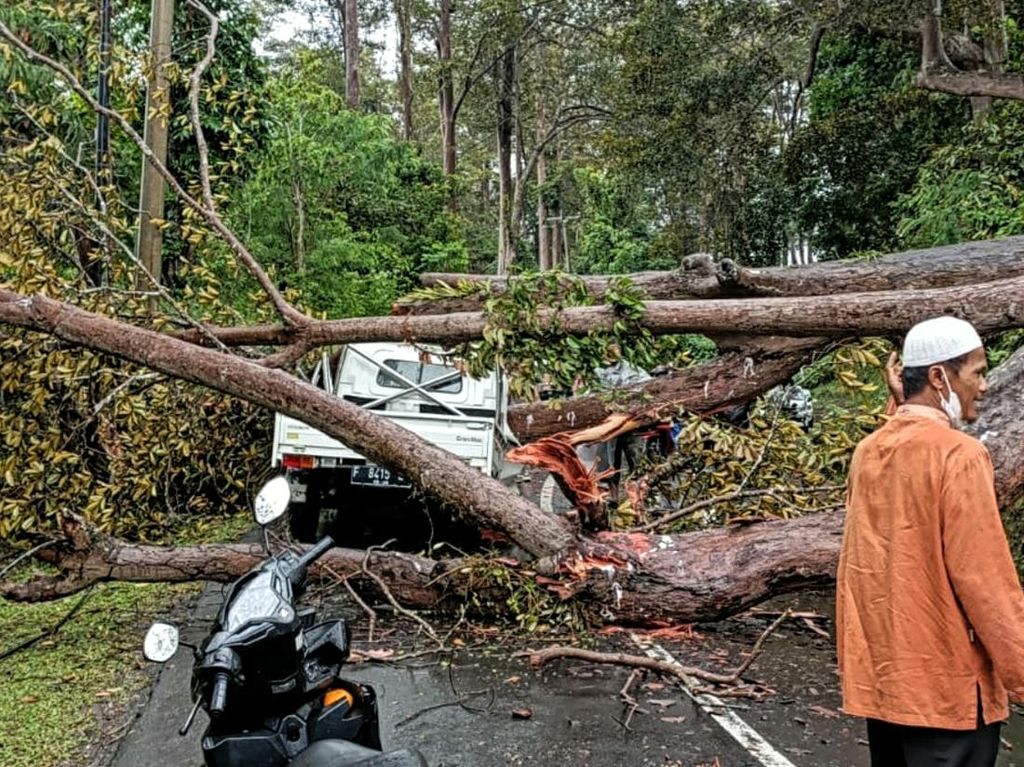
(209, 672, 230, 717)
(293, 536, 335, 579)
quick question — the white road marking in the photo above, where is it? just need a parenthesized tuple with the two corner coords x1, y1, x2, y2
(631, 634, 797, 767)
(539, 474, 556, 513)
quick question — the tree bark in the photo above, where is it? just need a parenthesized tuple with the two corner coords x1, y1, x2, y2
(0, 514, 459, 605)
(535, 49, 551, 271)
(402, 236, 1024, 314)
(917, 69, 1024, 101)
(291, 179, 306, 269)
(343, 0, 361, 108)
(496, 47, 516, 274)
(396, 0, 414, 140)
(508, 338, 825, 441)
(182, 271, 1024, 351)
(437, 0, 456, 179)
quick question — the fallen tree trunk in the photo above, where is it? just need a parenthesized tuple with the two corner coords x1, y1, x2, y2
(403, 237, 1024, 314)
(7, 343, 1021, 625)
(175, 273, 1024, 349)
(0, 288, 574, 560)
(3, 278, 1023, 623)
(0, 502, 843, 626)
(508, 338, 826, 441)
(0, 514, 457, 605)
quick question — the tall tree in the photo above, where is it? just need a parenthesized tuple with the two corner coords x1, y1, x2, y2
(495, 45, 515, 272)
(341, 0, 360, 107)
(436, 0, 456, 178)
(535, 52, 552, 271)
(395, 0, 414, 138)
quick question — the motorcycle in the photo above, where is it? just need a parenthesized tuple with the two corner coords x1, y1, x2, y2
(143, 476, 427, 767)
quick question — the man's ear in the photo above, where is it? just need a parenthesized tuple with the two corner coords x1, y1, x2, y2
(926, 364, 947, 392)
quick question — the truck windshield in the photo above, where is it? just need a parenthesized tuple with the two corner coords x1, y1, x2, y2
(377, 360, 463, 394)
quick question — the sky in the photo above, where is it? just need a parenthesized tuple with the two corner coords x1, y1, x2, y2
(262, 5, 399, 76)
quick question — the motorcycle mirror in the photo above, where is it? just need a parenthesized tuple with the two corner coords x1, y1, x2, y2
(254, 475, 290, 526)
(143, 622, 180, 662)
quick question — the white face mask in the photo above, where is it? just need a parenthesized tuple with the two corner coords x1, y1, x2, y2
(938, 367, 963, 425)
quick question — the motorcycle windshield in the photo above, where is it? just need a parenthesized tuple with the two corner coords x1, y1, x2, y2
(224, 571, 285, 632)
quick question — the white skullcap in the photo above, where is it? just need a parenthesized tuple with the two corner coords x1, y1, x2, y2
(902, 316, 983, 367)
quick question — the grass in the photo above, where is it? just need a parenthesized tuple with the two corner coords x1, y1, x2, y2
(0, 578, 201, 767)
(0, 512, 254, 767)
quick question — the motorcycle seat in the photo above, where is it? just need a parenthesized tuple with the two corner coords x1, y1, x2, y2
(289, 739, 428, 767)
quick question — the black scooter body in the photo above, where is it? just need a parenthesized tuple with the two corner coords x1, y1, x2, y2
(201, 676, 380, 767)
(189, 540, 389, 766)
(146, 476, 426, 767)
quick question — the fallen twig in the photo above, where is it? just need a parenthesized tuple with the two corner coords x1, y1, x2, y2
(342, 576, 378, 642)
(519, 609, 791, 695)
(802, 617, 831, 639)
(615, 668, 645, 731)
(519, 646, 725, 686)
(446, 661, 495, 714)
(396, 662, 495, 727)
(362, 541, 443, 648)
(729, 609, 791, 681)
(394, 688, 492, 728)
(0, 585, 94, 663)
(746, 608, 830, 640)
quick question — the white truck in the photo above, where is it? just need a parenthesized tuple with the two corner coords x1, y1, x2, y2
(272, 342, 516, 541)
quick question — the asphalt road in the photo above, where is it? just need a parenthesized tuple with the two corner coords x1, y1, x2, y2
(111, 581, 1024, 767)
(109, 472, 1024, 767)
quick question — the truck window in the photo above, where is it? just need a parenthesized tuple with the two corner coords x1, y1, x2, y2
(376, 360, 463, 394)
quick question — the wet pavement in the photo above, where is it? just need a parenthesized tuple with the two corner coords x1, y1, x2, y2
(110, 582, 1024, 767)
(110, 472, 1024, 767)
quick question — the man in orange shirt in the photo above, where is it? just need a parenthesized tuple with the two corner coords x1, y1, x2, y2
(836, 316, 1024, 766)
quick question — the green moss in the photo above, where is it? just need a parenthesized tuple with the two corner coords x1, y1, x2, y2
(0, 581, 200, 767)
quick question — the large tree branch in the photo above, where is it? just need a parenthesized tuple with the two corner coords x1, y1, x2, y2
(915, 69, 1024, 100)
(0, 288, 574, 559)
(508, 338, 826, 441)
(787, 22, 826, 138)
(0, 514, 456, 604)
(914, 1, 1024, 100)
(176, 272, 1024, 349)
(510, 105, 610, 238)
(405, 237, 1024, 313)
(185, 0, 220, 213)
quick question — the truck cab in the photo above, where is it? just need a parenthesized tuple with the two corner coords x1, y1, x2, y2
(272, 343, 515, 543)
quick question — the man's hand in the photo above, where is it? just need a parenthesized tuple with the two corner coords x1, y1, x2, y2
(885, 351, 905, 406)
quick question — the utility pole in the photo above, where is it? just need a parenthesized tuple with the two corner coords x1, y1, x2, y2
(136, 0, 175, 296)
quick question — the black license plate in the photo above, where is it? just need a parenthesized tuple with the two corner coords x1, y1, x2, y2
(350, 464, 411, 489)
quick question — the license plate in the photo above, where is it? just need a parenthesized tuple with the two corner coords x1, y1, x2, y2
(350, 464, 411, 489)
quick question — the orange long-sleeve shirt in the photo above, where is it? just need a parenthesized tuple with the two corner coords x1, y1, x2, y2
(836, 405, 1024, 729)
